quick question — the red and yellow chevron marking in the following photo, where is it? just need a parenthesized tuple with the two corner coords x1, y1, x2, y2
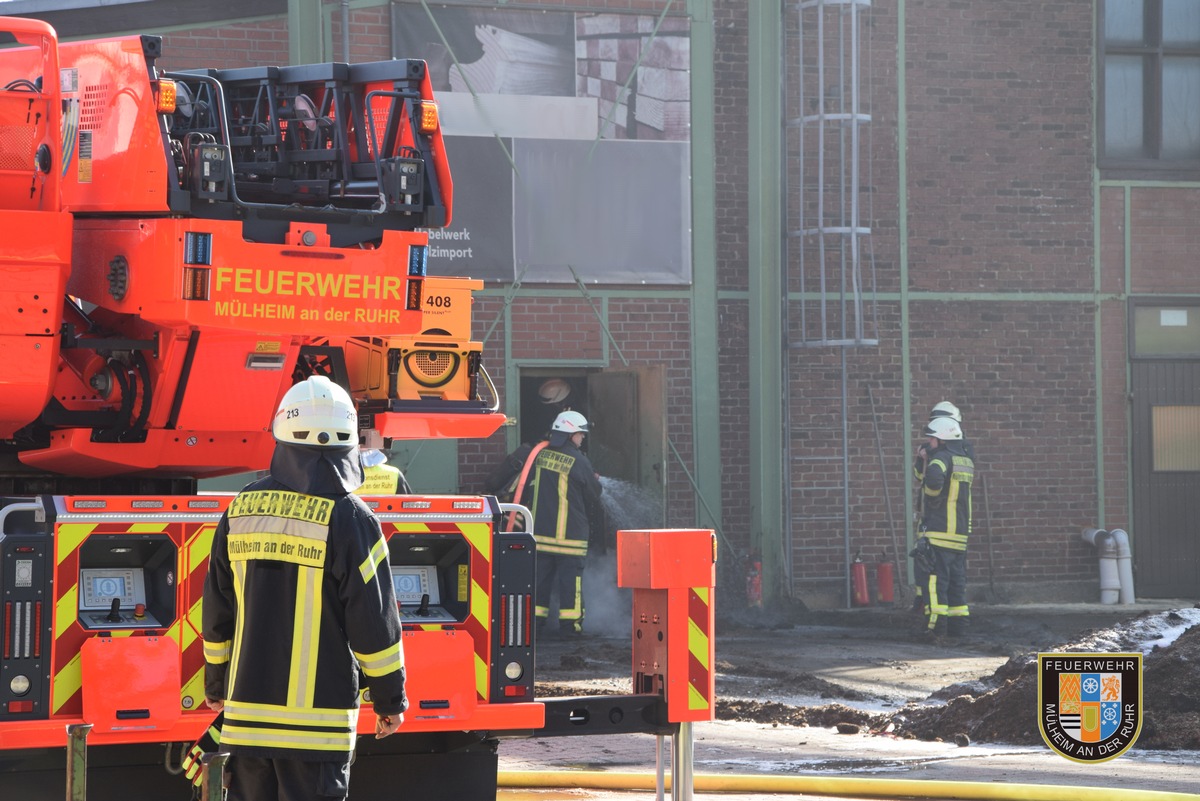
(51, 523, 95, 716)
(181, 523, 218, 711)
(382, 521, 494, 701)
(686, 586, 714, 716)
(459, 523, 493, 701)
(50, 521, 180, 716)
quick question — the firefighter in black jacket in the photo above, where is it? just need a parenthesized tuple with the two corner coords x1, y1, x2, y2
(911, 401, 974, 615)
(917, 415, 976, 638)
(485, 410, 603, 634)
(203, 375, 407, 801)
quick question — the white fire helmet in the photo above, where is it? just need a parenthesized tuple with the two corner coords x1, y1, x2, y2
(923, 416, 963, 441)
(929, 401, 962, 422)
(551, 410, 589, 434)
(539, 378, 571, 405)
(273, 375, 358, 447)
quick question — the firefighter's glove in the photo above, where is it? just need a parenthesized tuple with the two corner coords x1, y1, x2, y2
(182, 744, 206, 788)
(181, 712, 223, 788)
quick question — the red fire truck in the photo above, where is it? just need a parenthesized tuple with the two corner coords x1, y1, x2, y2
(0, 17, 714, 799)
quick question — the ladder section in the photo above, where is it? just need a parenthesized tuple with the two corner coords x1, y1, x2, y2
(785, 0, 877, 348)
(783, 0, 878, 607)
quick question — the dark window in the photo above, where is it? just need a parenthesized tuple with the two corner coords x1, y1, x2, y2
(1131, 301, 1200, 357)
(1101, 0, 1200, 175)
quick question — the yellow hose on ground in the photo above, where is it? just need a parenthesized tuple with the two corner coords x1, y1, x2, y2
(497, 771, 1198, 800)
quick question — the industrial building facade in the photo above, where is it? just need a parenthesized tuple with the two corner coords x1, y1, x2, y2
(15, 0, 1198, 606)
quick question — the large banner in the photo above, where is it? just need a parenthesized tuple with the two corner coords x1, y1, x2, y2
(393, 4, 692, 285)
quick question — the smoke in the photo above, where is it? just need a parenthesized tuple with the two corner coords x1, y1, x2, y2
(583, 553, 628, 637)
(580, 477, 665, 637)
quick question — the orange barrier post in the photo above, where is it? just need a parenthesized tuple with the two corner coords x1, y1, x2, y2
(617, 529, 717, 724)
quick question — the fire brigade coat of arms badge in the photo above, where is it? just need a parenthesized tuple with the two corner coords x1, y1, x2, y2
(1037, 652, 1143, 763)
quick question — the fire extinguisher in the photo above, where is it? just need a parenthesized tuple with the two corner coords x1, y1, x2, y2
(746, 558, 763, 608)
(875, 554, 895, 606)
(851, 550, 871, 607)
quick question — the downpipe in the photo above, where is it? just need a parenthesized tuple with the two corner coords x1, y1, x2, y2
(1081, 528, 1121, 604)
(497, 770, 1196, 800)
(1108, 528, 1136, 604)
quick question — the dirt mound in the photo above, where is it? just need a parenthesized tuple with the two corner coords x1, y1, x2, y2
(875, 614, 1200, 749)
(717, 700, 873, 729)
(713, 659, 872, 703)
(533, 604, 1200, 753)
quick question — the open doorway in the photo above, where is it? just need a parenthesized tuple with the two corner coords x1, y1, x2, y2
(518, 366, 667, 636)
(517, 367, 666, 527)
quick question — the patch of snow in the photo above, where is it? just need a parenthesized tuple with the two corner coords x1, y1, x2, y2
(1064, 608, 1200, 654)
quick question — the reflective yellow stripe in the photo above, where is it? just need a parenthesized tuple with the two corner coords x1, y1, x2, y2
(353, 640, 404, 677)
(556, 470, 569, 537)
(470, 578, 489, 632)
(946, 477, 961, 535)
(689, 586, 711, 710)
(183, 598, 202, 650)
(475, 650, 488, 699)
(925, 531, 968, 550)
(533, 538, 587, 556)
(289, 565, 322, 708)
(229, 514, 330, 541)
(688, 616, 709, 665)
(219, 724, 354, 752)
(461, 523, 491, 560)
(926, 574, 943, 629)
(52, 651, 82, 713)
(204, 639, 232, 664)
(54, 584, 78, 640)
(557, 576, 583, 620)
(359, 537, 389, 584)
(55, 524, 94, 565)
(225, 699, 358, 726)
(228, 560, 247, 695)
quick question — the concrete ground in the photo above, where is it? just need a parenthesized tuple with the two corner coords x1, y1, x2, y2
(497, 600, 1200, 799)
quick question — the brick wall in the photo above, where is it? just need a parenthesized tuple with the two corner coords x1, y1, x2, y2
(905, 0, 1094, 294)
(1130, 188, 1200, 293)
(159, 19, 288, 71)
(111, 0, 1177, 606)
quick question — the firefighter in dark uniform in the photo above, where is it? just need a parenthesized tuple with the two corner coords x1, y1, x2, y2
(203, 375, 407, 801)
(911, 401, 973, 615)
(486, 410, 603, 634)
(917, 415, 975, 638)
